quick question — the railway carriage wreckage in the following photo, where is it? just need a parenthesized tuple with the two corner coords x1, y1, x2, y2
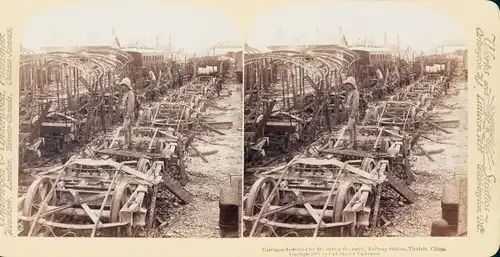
(236, 44, 465, 237)
(18, 46, 239, 237)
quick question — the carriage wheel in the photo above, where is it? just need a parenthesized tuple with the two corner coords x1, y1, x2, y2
(22, 176, 57, 235)
(155, 139, 167, 154)
(137, 158, 152, 173)
(361, 157, 376, 174)
(110, 182, 133, 237)
(332, 182, 357, 237)
(245, 177, 279, 236)
(245, 177, 279, 217)
(380, 137, 391, 153)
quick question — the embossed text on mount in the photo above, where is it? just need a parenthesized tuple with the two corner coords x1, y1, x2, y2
(0, 27, 13, 236)
(0, 27, 12, 87)
(473, 27, 497, 234)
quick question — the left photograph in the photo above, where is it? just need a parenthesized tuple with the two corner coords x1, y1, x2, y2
(17, 2, 242, 238)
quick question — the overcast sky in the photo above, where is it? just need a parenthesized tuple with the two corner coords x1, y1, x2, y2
(22, 1, 241, 54)
(247, 2, 467, 53)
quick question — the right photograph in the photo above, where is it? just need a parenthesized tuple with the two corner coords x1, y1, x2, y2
(242, 2, 468, 237)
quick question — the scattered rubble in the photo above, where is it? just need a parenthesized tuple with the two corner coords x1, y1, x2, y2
(242, 44, 468, 238)
(18, 47, 243, 238)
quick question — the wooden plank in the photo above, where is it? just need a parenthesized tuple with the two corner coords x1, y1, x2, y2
(386, 173, 417, 203)
(95, 149, 164, 159)
(304, 203, 323, 224)
(200, 122, 226, 135)
(189, 145, 209, 163)
(319, 148, 376, 159)
(290, 189, 324, 224)
(429, 119, 460, 128)
(162, 176, 193, 203)
(95, 148, 147, 159)
(68, 189, 99, 224)
(288, 158, 385, 184)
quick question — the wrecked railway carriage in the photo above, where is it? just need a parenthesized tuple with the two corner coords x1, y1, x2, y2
(241, 44, 462, 237)
(19, 49, 133, 163)
(244, 45, 360, 165)
(19, 47, 186, 165)
(18, 46, 239, 237)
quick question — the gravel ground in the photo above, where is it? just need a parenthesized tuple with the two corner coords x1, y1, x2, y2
(153, 83, 243, 238)
(375, 80, 468, 237)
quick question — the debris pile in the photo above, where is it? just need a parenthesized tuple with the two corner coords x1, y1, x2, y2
(242, 44, 466, 237)
(18, 48, 240, 237)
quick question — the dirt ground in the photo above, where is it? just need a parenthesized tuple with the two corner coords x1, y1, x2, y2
(151, 83, 242, 238)
(376, 80, 468, 237)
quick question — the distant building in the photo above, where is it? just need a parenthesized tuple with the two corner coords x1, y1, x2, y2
(439, 45, 467, 54)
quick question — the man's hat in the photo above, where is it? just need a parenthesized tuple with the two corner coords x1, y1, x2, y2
(119, 78, 133, 90)
(343, 76, 357, 90)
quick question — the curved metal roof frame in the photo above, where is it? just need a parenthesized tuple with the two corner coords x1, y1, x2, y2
(245, 54, 323, 77)
(20, 50, 130, 82)
(81, 53, 123, 72)
(42, 52, 111, 81)
(274, 50, 335, 74)
(83, 49, 134, 69)
(245, 47, 360, 78)
(20, 54, 95, 79)
(307, 48, 360, 69)
(311, 52, 354, 71)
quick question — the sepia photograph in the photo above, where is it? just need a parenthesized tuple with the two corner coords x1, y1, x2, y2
(243, 2, 468, 238)
(17, 2, 242, 238)
(0, 0, 499, 255)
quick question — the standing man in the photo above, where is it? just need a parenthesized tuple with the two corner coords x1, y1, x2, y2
(342, 77, 360, 149)
(119, 78, 135, 150)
